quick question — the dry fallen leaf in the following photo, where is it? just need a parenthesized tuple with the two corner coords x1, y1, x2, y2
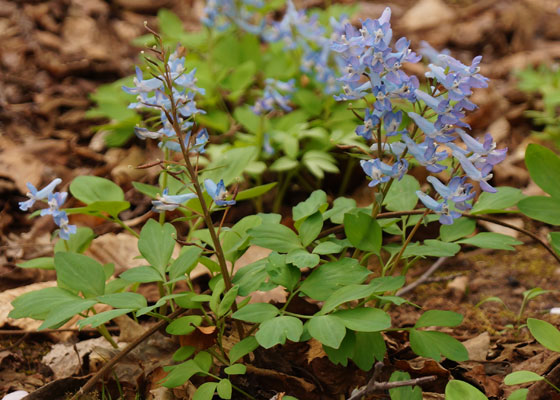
(463, 332, 491, 361)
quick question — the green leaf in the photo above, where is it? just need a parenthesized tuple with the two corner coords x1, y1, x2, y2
(415, 310, 463, 328)
(445, 380, 488, 400)
(344, 211, 382, 254)
(70, 176, 124, 204)
(507, 389, 529, 400)
(324, 330, 355, 367)
(369, 276, 406, 293)
(132, 181, 159, 198)
(308, 315, 346, 349)
(138, 219, 176, 273)
(312, 240, 344, 255)
(233, 303, 279, 323)
(55, 252, 105, 298)
(504, 371, 544, 385)
(440, 218, 476, 242)
(162, 360, 201, 388)
(54, 227, 95, 254)
(352, 331, 386, 370)
(228, 336, 259, 363)
(323, 197, 357, 224)
(286, 248, 320, 269)
(249, 223, 302, 253)
(525, 143, 560, 198)
(333, 308, 391, 332)
(224, 364, 246, 375)
(270, 157, 299, 172)
(9, 287, 82, 320)
(82, 201, 130, 218)
(471, 186, 526, 214)
(457, 232, 522, 251)
(39, 299, 97, 330)
(527, 318, 560, 352)
(389, 371, 422, 400)
(550, 232, 560, 255)
(119, 266, 163, 283)
(409, 330, 468, 362)
(299, 258, 370, 301)
(221, 60, 256, 93)
(302, 150, 338, 179)
(217, 379, 232, 400)
(255, 316, 303, 348)
(169, 246, 203, 280)
(404, 240, 461, 257)
(157, 9, 184, 37)
(233, 106, 262, 135)
(203, 146, 258, 186)
(193, 382, 218, 400)
(293, 89, 323, 117)
(96, 292, 147, 310)
(217, 286, 239, 318)
(236, 182, 277, 201)
(320, 285, 377, 314)
(265, 253, 300, 291)
(298, 212, 323, 247)
(173, 346, 195, 362)
(232, 259, 268, 296)
(76, 308, 133, 328)
(383, 175, 420, 211)
(166, 315, 203, 335)
(292, 190, 328, 221)
(523, 287, 551, 301)
(518, 196, 560, 225)
(17, 257, 55, 270)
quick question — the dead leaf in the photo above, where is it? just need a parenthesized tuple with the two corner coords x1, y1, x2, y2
(0, 281, 57, 330)
(179, 325, 217, 351)
(305, 338, 327, 364)
(448, 276, 469, 301)
(463, 332, 491, 361)
(42, 336, 116, 380)
(400, 0, 456, 31)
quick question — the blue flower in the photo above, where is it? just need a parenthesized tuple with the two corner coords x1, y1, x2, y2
(19, 178, 62, 211)
(122, 67, 163, 95)
(355, 109, 380, 140)
(416, 191, 460, 225)
(427, 176, 475, 210)
(251, 79, 294, 115)
(401, 136, 448, 173)
(453, 151, 496, 193)
(54, 212, 77, 240)
(152, 188, 196, 213)
(360, 159, 393, 187)
(204, 179, 235, 206)
(383, 110, 406, 137)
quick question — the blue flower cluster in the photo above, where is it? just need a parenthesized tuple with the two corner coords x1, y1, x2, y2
(332, 8, 506, 224)
(124, 51, 207, 154)
(251, 78, 295, 115)
(124, 50, 236, 212)
(263, 0, 344, 94)
(202, 0, 264, 35)
(18, 178, 77, 240)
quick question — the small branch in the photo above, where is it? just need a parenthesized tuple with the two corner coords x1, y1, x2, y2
(347, 362, 436, 400)
(396, 257, 447, 296)
(70, 307, 187, 399)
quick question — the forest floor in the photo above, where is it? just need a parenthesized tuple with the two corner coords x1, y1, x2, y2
(2, 0, 560, 399)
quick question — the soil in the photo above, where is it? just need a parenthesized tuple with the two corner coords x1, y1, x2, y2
(2, 0, 560, 399)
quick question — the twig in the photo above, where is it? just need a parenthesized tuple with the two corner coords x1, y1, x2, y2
(347, 362, 436, 400)
(396, 257, 448, 296)
(70, 307, 187, 399)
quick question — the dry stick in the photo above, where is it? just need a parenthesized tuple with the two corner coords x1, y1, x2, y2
(396, 257, 448, 297)
(70, 307, 187, 400)
(347, 362, 436, 400)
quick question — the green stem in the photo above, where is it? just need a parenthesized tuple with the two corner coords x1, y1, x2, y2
(159, 147, 170, 225)
(97, 322, 118, 349)
(112, 218, 140, 238)
(338, 157, 356, 197)
(273, 170, 296, 213)
(388, 210, 429, 276)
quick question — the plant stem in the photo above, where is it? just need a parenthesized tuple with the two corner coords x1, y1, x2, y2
(97, 322, 118, 349)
